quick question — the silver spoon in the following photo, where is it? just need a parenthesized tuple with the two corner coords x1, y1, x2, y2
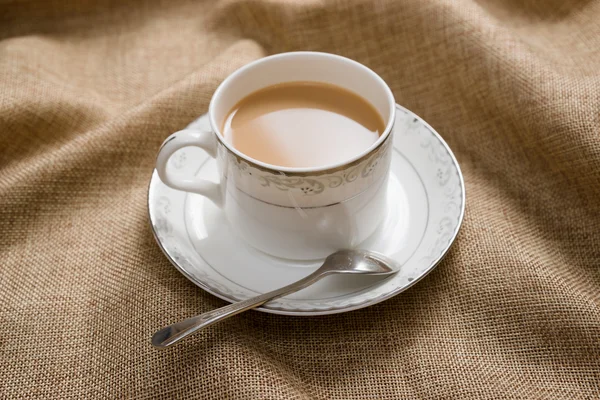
(152, 249, 400, 348)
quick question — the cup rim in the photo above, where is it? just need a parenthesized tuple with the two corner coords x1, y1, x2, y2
(208, 51, 396, 174)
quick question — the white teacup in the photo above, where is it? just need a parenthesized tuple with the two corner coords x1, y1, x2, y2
(156, 52, 396, 260)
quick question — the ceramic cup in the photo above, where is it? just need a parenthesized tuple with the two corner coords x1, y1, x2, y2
(156, 52, 396, 260)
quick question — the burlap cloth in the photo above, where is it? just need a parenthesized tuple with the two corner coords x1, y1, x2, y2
(1, 0, 599, 398)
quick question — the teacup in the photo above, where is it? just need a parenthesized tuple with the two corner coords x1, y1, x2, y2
(156, 52, 396, 260)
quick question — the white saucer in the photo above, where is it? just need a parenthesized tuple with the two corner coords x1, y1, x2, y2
(148, 105, 465, 315)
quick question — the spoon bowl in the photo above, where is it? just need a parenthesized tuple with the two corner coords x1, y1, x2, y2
(322, 249, 398, 275)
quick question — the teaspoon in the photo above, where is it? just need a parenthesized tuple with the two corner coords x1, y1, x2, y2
(152, 249, 400, 348)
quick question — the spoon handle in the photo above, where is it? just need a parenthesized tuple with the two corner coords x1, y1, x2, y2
(152, 271, 323, 348)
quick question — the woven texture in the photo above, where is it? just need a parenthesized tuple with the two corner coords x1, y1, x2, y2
(1, 0, 599, 398)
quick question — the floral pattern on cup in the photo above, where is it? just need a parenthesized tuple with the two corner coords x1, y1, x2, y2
(218, 135, 393, 207)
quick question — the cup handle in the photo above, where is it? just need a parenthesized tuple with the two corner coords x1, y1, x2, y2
(156, 129, 223, 207)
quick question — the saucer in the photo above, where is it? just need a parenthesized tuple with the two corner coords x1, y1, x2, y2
(148, 105, 465, 315)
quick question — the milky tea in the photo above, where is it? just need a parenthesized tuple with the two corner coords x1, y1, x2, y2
(222, 82, 385, 168)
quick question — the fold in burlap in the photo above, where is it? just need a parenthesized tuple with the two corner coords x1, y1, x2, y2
(1, 0, 599, 398)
